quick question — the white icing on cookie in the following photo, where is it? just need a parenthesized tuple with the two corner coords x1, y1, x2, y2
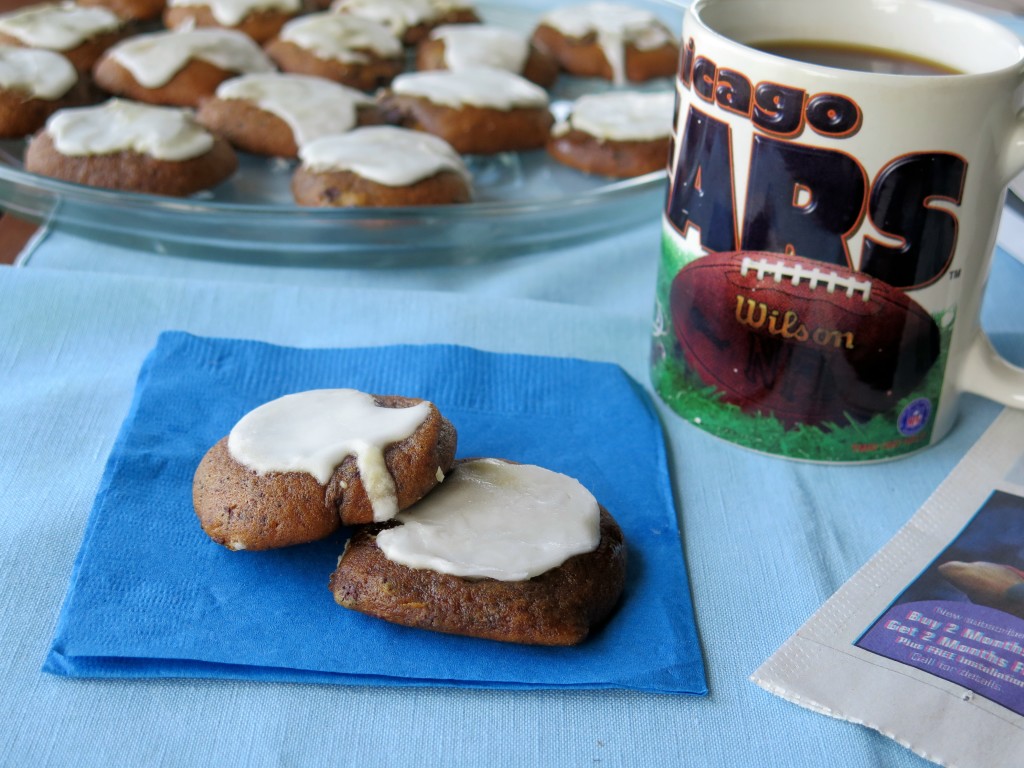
(167, 0, 301, 27)
(0, 2, 120, 51)
(227, 389, 433, 522)
(557, 90, 674, 142)
(430, 24, 528, 74)
(429, 0, 474, 12)
(108, 28, 274, 89)
(330, 0, 435, 37)
(375, 459, 602, 582)
(46, 98, 215, 161)
(0, 45, 76, 100)
(279, 12, 402, 64)
(391, 69, 548, 110)
(216, 73, 371, 146)
(299, 125, 469, 187)
(540, 2, 675, 84)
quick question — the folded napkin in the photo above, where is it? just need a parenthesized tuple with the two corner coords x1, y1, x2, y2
(45, 332, 706, 694)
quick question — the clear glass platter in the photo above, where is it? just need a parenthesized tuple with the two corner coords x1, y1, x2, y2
(0, 0, 682, 267)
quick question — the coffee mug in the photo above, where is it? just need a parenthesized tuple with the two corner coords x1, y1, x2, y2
(650, 0, 1024, 461)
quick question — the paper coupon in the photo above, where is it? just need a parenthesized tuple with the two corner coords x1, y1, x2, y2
(753, 408, 1024, 768)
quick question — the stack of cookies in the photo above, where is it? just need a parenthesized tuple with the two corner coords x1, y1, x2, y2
(192, 388, 628, 646)
(0, 0, 678, 202)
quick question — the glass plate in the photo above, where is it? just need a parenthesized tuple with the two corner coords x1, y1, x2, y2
(0, 0, 682, 266)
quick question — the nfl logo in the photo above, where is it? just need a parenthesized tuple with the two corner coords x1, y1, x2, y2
(898, 399, 932, 437)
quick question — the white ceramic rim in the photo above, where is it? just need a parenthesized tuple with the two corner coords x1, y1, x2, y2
(690, 0, 1024, 78)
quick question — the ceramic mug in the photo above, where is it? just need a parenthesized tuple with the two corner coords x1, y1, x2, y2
(651, 0, 1024, 462)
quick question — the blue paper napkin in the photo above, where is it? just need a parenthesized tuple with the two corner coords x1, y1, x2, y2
(44, 332, 706, 694)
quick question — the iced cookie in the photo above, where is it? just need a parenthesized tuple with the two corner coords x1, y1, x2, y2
(197, 73, 379, 157)
(93, 27, 275, 108)
(264, 13, 404, 92)
(0, 1, 124, 74)
(329, 458, 628, 646)
(548, 90, 674, 177)
(292, 125, 472, 206)
(193, 389, 458, 551)
(163, 0, 303, 44)
(532, 2, 679, 85)
(76, 0, 165, 22)
(377, 69, 552, 155)
(24, 98, 237, 195)
(329, 0, 478, 46)
(415, 23, 558, 88)
(0, 46, 93, 138)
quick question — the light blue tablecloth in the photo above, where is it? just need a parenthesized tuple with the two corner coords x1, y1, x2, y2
(4, 2, 1024, 761)
(17, 217, 666, 316)
(2, 212, 1022, 764)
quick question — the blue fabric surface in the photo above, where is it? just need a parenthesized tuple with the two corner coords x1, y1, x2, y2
(0, 2, 1021, 762)
(3, 261, 1014, 767)
(20, 219, 664, 316)
(44, 332, 706, 694)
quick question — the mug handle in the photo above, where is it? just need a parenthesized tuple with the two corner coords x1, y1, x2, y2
(959, 334, 1024, 408)
(1000, 106, 1024, 185)
(960, 108, 1024, 407)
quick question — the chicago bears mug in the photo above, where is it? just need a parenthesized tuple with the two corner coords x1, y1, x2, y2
(651, 0, 1024, 461)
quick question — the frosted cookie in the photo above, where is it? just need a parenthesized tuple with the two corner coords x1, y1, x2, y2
(532, 2, 679, 85)
(0, 46, 92, 138)
(329, 0, 478, 46)
(192, 389, 458, 551)
(329, 458, 628, 646)
(0, 2, 124, 74)
(548, 90, 673, 177)
(377, 69, 552, 155)
(163, 0, 303, 44)
(415, 23, 558, 88)
(76, 0, 164, 23)
(197, 73, 379, 157)
(264, 13, 404, 92)
(24, 98, 237, 195)
(93, 27, 275, 108)
(292, 125, 472, 206)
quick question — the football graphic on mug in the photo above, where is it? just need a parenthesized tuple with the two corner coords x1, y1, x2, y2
(669, 251, 941, 427)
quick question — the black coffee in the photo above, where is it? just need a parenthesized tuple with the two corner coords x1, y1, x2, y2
(750, 40, 961, 75)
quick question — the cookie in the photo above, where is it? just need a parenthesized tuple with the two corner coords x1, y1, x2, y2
(329, 0, 478, 46)
(24, 98, 238, 195)
(163, 0, 303, 44)
(329, 458, 628, 646)
(196, 73, 379, 157)
(377, 69, 552, 155)
(264, 13, 404, 92)
(532, 2, 679, 84)
(93, 27, 275, 108)
(0, 46, 93, 138)
(415, 23, 558, 88)
(76, 0, 165, 22)
(292, 125, 472, 206)
(548, 90, 674, 177)
(192, 389, 458, 550)
(0, 1, 125, 74)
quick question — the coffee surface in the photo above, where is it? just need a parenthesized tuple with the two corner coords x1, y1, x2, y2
(751, 40, 960, 75)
